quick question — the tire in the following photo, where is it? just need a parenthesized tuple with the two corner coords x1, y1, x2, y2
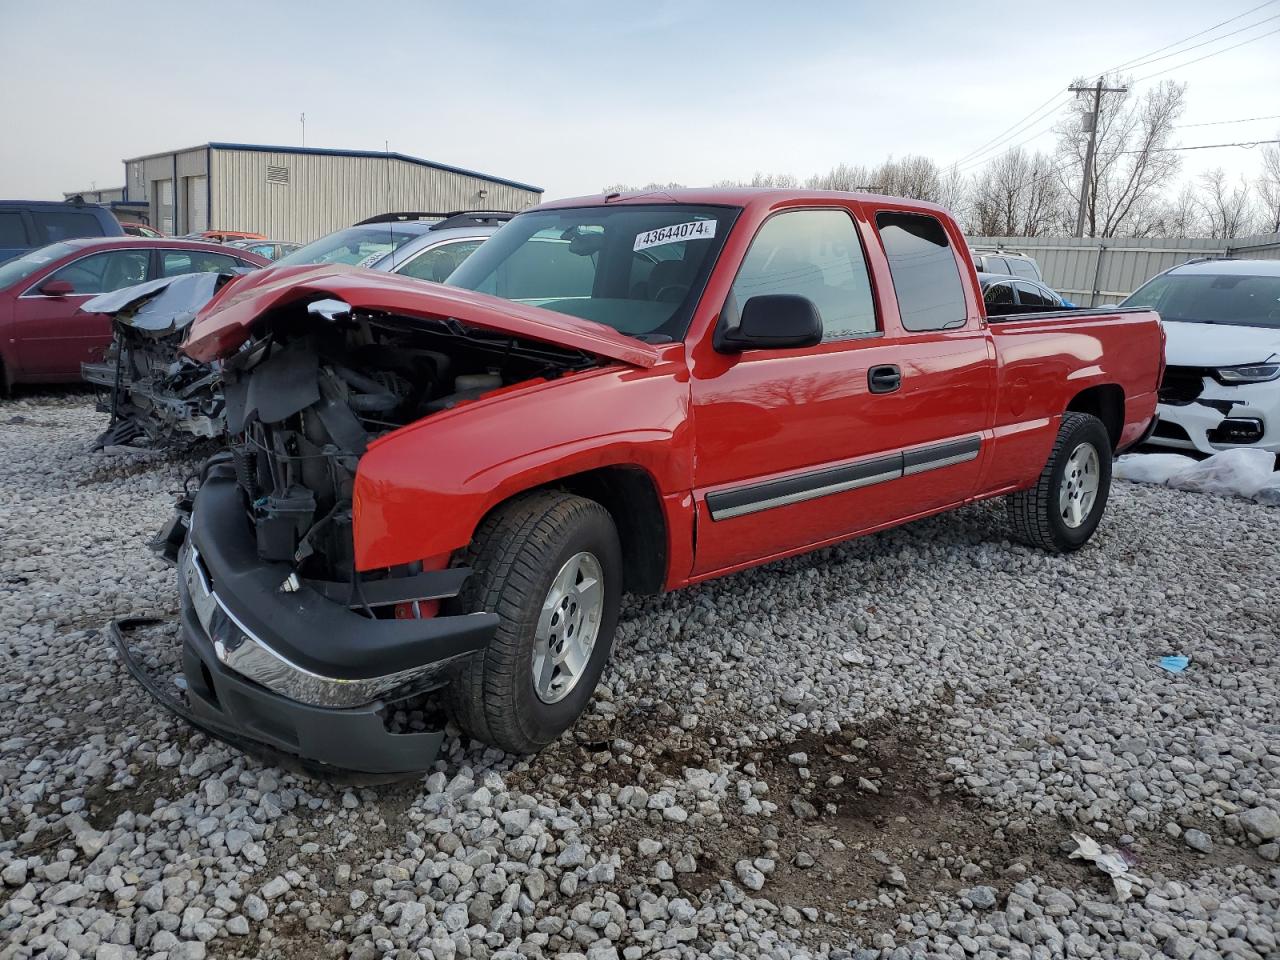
(1007, 412, 1113, 553)
(445, 491, 622, 754)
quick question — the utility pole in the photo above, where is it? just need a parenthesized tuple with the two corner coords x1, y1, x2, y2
(300, 112, 306, 147)
(1070, 78, 1127, 237)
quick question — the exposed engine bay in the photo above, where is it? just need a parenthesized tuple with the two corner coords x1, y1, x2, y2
(220, 297, 597, 586)
(81, 272, 246, 449)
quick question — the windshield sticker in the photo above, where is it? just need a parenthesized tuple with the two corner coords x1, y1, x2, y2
(357, 251, 384, 268)
(633, 219, 716, 252)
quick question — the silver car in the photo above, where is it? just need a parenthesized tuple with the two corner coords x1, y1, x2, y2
(273, 211, 513, 282)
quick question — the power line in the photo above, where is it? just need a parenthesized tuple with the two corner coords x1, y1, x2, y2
(948, 2, 1278, 172)
(1119, 138, 1280, 154)
(1134, 24, 1280, 82)
(1099, 0, 1278, 73)
(1176, 113, 1280, 128)
(1116, 12, 1280, 73)
(948, 93, 1068, 170)
(951, 99, 1070, 172)
(948, 3, 1279, 176)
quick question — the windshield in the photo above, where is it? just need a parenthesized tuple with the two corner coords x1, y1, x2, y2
(274, 225, 425, 269)
(0, 242, 76, 290)
(1123, 272, 1280, 328)
(446, 204, 740, 340)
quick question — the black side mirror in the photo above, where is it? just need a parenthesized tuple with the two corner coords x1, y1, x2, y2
(716, 294, 823, 352)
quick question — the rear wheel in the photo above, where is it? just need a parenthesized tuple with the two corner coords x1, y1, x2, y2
(1007, 412, 1113, 552)
(445, 491, 622, 754)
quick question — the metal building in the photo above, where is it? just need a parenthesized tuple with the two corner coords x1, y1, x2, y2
(109, 142, 543, 240)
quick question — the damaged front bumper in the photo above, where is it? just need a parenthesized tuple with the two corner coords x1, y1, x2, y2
(167, 474, 498, 774)
(1151, 371, 1279, 456)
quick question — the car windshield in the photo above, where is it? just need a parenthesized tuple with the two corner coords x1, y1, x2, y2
(446, 204, 740, 340)
(0, 242, 76, 290)
(1123, 272, 1280, 328)
(274, 226, 425, 268)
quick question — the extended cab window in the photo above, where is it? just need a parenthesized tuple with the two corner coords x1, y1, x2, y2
(876, 212, 966, 331)
(730, 209, 877, 341)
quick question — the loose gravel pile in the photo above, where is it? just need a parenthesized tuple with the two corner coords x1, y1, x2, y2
(2, 392, 1278, 960)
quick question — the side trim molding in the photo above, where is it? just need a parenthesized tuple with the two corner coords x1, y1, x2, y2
(706, 435, 981, 521)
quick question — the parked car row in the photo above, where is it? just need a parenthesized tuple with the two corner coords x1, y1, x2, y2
(73, 211, 518, 445)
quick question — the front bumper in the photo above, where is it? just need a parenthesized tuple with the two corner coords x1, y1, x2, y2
(1149, 380, 1280, 456)
(171, 474, 498, 773)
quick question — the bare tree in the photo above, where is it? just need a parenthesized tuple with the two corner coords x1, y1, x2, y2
(1158, 184, 1204, 237)
(1198, 168, 1258, 239)
(805, 163, 872, 191)
(1257, 136, 1280, 234)
(599, 181, 687, 193)
(869, 155, 943, 202)
(1055, 77, 1185, 238)
(967, 149, 1063, 237)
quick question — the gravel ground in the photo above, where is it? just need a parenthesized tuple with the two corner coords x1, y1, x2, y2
(2, 391, 1278, 960)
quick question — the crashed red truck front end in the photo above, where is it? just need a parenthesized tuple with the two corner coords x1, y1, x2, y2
(159, 266, 682, 773)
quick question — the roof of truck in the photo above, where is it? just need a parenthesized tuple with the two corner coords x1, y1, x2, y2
(535, 187, 955, 216)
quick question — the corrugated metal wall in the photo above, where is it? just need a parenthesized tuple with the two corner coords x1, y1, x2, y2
(968, 233, 1280, 304)
(210, 148, 541, 242)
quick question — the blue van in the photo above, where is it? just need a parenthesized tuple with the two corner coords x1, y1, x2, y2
(0, 199, 125, 264)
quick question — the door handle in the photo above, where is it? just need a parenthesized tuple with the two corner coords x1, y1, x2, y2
(868, 364, 901, 394)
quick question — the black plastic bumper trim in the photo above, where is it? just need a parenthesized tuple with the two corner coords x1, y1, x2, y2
(177, 604, 444, 775)
(186, 476, 497, 680)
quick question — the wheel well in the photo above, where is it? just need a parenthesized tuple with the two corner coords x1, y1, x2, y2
(1067, 384, 1124, 450)
(549, 466, 668, 596)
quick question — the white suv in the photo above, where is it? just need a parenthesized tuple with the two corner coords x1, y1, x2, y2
(1123, 258, 1280, 456)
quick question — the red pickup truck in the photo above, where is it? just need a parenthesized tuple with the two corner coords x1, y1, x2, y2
(150, 189, 1162, 774)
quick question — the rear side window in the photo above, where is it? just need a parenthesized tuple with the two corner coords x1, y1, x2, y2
(32, 210, 106, 244)
(983, 256, 1009, 275)
(730, 209, 877, 341)
(0, 211, 27, 247)
(161, 250, 241, 276)
(1007, 257, 1040, 281)
(875, 212, 967, 331)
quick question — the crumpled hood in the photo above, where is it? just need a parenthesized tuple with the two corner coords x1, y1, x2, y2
(1162, 319, 1280, 367)
(82, 271, 251, 337)
(183, 265, 660, 368)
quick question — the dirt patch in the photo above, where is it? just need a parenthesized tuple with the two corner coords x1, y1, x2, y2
(514, 709, 1270, 941)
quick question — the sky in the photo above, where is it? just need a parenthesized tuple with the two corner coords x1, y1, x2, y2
(1, 0, 1277, 203)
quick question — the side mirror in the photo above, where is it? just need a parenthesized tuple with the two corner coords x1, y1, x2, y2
(39, 279, 76, 297)
(716, 294, 823, 352)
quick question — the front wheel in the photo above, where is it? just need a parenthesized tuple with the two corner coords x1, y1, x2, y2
(1007, 412, 1113, 552)
(445, 491, 622, 754)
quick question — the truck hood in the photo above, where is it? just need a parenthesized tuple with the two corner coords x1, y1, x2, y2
(1163, 319, 1280, 367)
(183, 265, 660, 368)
